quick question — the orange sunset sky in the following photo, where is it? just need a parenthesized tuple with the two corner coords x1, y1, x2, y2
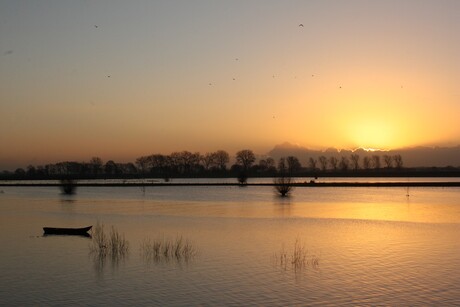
(1, 1, 460, 170)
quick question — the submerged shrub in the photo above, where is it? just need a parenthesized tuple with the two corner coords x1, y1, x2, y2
(60, 178, 77, 195)
(274, 176, 294, 197)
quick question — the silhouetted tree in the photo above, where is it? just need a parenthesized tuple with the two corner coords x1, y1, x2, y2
(124, 163, 138, 174)
(339, 156, 349, 171)
(214, 150, 230, 171)
(26, 165, 36, 177)
(362, 156, 371, 170)
(135, 156, 150, 175)
(104, 160, 119, 175)
(350, 154, 360, 171)
(383, 155, 393, 168)
(258, 159, 269, 172)
(278, 157, 287, 173)
(318, 156, 328, 171)
(265, 157, 276, 173)
(36, 165, 46, 177)
(308, 157, 317, 171)
(372, 155, 381, 169)
(236, 149, 256, 170)
(393, 154, 403, 169)
(287, 156, 301, 174)
(90, 157, 103, 175)
(201, 152, 215, 170)
(328, 156, 338, 171)
(148, 154, 171, 177)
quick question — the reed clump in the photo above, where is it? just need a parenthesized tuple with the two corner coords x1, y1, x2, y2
(90, 222, 129, 258)
(141, 235, 196, 262)
(276, 238, 319, 271)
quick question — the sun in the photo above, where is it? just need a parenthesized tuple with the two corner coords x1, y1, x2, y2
(348, 119, 395, 150)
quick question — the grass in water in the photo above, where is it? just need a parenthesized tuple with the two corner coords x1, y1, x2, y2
(141, 235, 196, 262)
(275, 237, 319, 271)
(90, 222, 129, 258)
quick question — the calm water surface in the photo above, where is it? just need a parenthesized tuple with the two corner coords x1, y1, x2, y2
(1, 182, 460, 305)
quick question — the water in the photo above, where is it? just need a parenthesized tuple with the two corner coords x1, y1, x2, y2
(1, 180, 460, 305)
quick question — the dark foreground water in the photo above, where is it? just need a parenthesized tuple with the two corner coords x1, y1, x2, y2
(1, 183, 460, 305)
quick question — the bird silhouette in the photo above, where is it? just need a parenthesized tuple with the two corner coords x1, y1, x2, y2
(299, 24, 304, 27)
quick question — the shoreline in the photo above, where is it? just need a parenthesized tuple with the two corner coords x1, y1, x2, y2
(1, 182, 460, 187)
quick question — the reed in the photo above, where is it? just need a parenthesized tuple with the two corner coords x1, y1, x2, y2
(275, 238, 319, 271)
(90, 222, 129, 258)
(141, 235, 196, 261)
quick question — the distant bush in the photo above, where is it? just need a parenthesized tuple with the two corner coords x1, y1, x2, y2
(60, 178, 77, 195)
(274, 176, 293, 197)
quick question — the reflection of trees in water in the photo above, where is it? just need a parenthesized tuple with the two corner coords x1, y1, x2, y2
(60, 178, 77, 195)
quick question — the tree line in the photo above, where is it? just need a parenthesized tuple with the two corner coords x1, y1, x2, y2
(0, 149, 412, 180)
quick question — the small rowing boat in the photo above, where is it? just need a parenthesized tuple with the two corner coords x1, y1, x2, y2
(43, 225, 92, 236)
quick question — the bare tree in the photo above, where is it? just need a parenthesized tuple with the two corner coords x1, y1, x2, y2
(26, 165, 36, 177)
(135, 156, 150, 174)
(308, 157, 317, 171)
(265, 157, 276, 172)
(236, 149, 256, 170)
(371, 155, 381, 170)
(104, 160, 118, 175)
(383, 155, 393, 168)
(362, 156, 371, 170)
(393, 154, 403, 169)
(201, 152, 215, 170)
(90, 157, 103, 175)
(339, 156, 349, 171)
(318, 156, 328, 171)
(328, 156, 338, 171)
(214, 150, 230, 171)
(278, 157, 287, 173)
(287, 156, 301, 174)
(350, 154, 360, 171)
(274, 176, 293, 197)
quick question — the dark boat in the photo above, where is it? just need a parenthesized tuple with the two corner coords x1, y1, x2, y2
(43, 225, 92, 236)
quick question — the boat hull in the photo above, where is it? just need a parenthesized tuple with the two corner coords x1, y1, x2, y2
(43, 226, 92, 236)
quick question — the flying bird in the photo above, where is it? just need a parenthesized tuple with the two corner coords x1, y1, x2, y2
(299, 24, 304, 27)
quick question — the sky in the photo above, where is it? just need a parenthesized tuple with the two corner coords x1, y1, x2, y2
(1, 0, 460, 170)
